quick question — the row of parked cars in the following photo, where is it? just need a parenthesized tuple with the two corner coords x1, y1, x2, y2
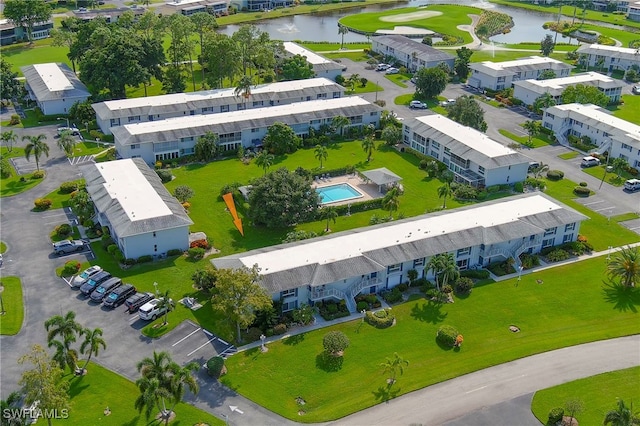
(71, 266, 168, 320)
(375, 63, 399, 74)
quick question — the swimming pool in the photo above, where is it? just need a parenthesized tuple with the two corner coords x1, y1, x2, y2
(316, 183, 364, 204)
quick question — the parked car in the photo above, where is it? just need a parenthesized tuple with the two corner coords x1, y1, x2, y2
(53, 239, 85, 255)
(376, 64, 390, 71)
(139, 298, 172, 321)
(79, 271, 112, 296)
(386, 67, 400, 75)
(527, 161, 541, 173)
(103, 283, 136, 308)
(580, 156, 600, 168)
(633, 85, 640, 95)
(71, 265, 103, 288)
(125, 292, 155, 314)
(624, 178, 640, 192)
(90, 277, 122, 302)
(409, 100, 427, 109)
(57, 126, 80, 136)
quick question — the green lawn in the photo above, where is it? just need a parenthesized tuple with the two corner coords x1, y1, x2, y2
(0, 147, 44, 198)
(323, 50, 370, 62)
(299, 42, 372, 52)
(394, 94, 414, 105)
(608, 95, 640, 125)
(577, 24, 640, 47)
(581, 165, 633, 187)
(222, 256, 640, 422)
(499, 129, 553, 148)
(499, 42, 578, 51)
(0, 277, 24, 336)
(339, 5, 478, 44)
(52, 362, 224, 425)
(558, 151, 579, 160)
(384, 73, 411, 88)
(72, 141, 108, 157)
(43, 180, 85, 210)
(0, 241, 6, 254)
(1, 38, 73, 74)
(345, 80, 384, 95)
(531, 367, 640, 426)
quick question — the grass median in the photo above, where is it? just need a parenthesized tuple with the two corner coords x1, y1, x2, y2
(0, 276, 24, 336)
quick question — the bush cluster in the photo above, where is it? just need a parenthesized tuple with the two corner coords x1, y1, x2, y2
(545, 248, 570, 262)
(34, 198, 52, 210)
(32, 170, 45, 179)
(460, 269, 490, 280)
(55, 223, 73, 238)
(0, 157, 11, 179)
(188, 247, 205, 260)
(206, 356, 225, 379)
(167, 248, 184, 256)
(573, 186, 590, 196)
(155, 169, 173, 183)
(137, 255, 153, 263)
(382, 287, 403, 303)
(318, 300, 350, 321)
(454, 277, 474, 294)
(452, 183, 478, 200)
(273, 323, 287, 335)
(364, 309, 395, 328)
(59, 181, 79, 194)
(546, 170, 564, 181)
(332, 198, 383, 216)
(190, 239, 210, 249)
(524, 178, 546, 189)
(282, 230, 318, 243)
(61, 260, 81, 277)
(436, 325, 459, 347)
(548, 407, 564, 424)
(519, 253, 540, 270)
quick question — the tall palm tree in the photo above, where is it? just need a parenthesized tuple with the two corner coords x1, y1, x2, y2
(234, 75, 253, 108)
(137, 351, 173, 385)
(23, 134, 50, 171)
(56, 130, 76, 157)
(437, 182, 452, 209)
(380, 352, 409, 385)
(1, 130, 18, 153)
(439, 252, 460, 289)
(338, 25, 349, 50)
(611, 157, 629, 180)
(49, 338, 79, 373)
(382, 186, 401, 219)
(427, 255, 445, 292)
(332, 115, 350, 138)
(156, 290, 175, 325)
(79, 327, 107, 373)
(165, 362, 200, 424)
(320, 206, 338, 232)
(314, 144, 328, 169)
(607, 246, 640, 287)
(134, 376, 171, 421)
(362, 135, 376, 162)
(254, 150, 274, 175)
(603, 399, 640, 426)
(45, 311, 82, 372)
(533, 92, 555, 114)
(522, 120, 541, 146)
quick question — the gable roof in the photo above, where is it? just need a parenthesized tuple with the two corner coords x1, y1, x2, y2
(373, 35, 455, 63)
(469, 56, 573, 77)
(20, 63, 90, 103)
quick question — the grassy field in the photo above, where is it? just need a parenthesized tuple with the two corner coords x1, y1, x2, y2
(0, 277, 24, 336)
(581, 165, 634, 187)
(498, 42, 578, 51)
(577, 23, 640, 47)
(345, 80, 384, 95)
(608, 95, 640, 125)
(384, 73, 411, 88)
(0, 147, 44, 198)
(339, 5, 478, 44)
(51, 362, 224, 425)
(558, 151, 579, 160)
(42, 180, 84, 210)
(323, 50, 370, 62)
(0, 241, 6, 254)
(531, 367, 640, 426)
(221, 256, 640, 422)
(498, 129, 553, 148)
(300, 42, 372, 52)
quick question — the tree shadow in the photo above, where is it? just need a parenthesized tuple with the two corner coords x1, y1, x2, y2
(282, 334, 305, 346)
(67, 376, 90, 397)
(372, 384, 400, 402)
(315, 352, 344, 372)
(410, 299, 448, 324)
(435, 339, 455, 351)
(601, 281, 640, 312)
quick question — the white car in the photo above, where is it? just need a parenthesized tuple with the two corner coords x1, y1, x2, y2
(376, 64, 390, 71)
(409, 101, 427, 109)
(386, 68, 400, 75)
(57, 126, 80, 136)
(139, 298, 172, 321)
(71, 265, 103, 288)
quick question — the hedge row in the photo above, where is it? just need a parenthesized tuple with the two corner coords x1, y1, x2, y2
(364, 309, 395, 328)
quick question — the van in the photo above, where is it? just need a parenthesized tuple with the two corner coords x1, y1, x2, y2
(581, 156, 600, 168)
(624, 178, 640, 192)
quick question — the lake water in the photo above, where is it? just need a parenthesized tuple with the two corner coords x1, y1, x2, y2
(217, 0, 578, 44)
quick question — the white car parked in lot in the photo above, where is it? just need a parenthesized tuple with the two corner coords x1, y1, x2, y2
(139, 298, 172, 321)
(71, 265, 103, 288)
(409, 100, 427, 109)
(386, 67, 400, 75)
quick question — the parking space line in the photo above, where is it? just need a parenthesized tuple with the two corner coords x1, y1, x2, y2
(593, 206, 614, 212)
(582, 200, 604, 206)
(129, 314, 140, 323)
(218, 347, 235, 357)
(203, 329, 214, 337)
(172, 327, 201, 347)
(187, 336, 217, 356)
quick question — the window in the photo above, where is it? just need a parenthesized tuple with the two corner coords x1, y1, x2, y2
(478, 166, 485, 175)
(333, 91, 341, 98)
(543, 227, 557, 236)
(152, 232, 156, 238)
(154, 245, 157, 252)
(251, 128, 259, 133)
(127, 115, 140, 123)
(189, 110, 195, 115)
(564, 222, 575, 232)
(282, 300, 298, 312)
(431, 141, 440, 149)
(387, 264, 402, 273)
(563, 233, 573, 243)
(281, 288, 297, 298)
(131, 144, 139, 150)
(370, 112, 377, 117)
(252, 100, 264, 107)
(456, 259, 468, 270)
(237, 103, 245, 110)
(413, 258, 425, 268)
(456, 247, 471, 257)
(220, 105, 229, 113)
(542, 238, 554, 248)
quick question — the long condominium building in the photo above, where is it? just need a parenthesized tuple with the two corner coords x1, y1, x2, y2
(402, 114, 530, 187)
(468, 56, 573, 91)
(576, 43, 640, 72)
(112, 96, 380, 164)
(282, 42, 346, 81)
(212, 193, 587, 313)
(93, 78, 345, 134)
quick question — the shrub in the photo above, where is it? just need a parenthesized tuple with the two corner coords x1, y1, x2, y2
(397, 283, 409, 292)
(579, 181, 588, 187)
(548, 407, 564, 424)
(137, 255, 153, 263)
(273, 323, 287, 335)
(59, 181, 79, 194)
(519, 253, 540, 270)
(32, 170, 45, 179)
(382, 287, 402, 303)
(0, 157, 11, 178)
(546, 248, 570, 262)
(442, 284, 453, 294)
(156, 169, 173, 183)
(476, 190, 488, 200)
(82, 219, 94, 228)
(436, 325, 459, 347)
(107, 244, 118, 255)
(206, 356, 226, 379)
(101, 236, 114, 250)
(245, 327, 263, 342)
(61, 260, 81, 276)
(460, 269, 490, 279)
(573, 186, 590, 196)
(513, 181, 523, 193)
(373, 99, 386, 107)
(356, 301, 368, 311)
(55, 223, 73, 238)
(453, 184, 478, 200)
(190, 239, 210, 249)
(34, 198, 52, 210)
(113, 248, 125, 262)
(454, 277, 474, 294)
(323, 331, 350, 355)
(182, 201, 191, 210)
(364, 308, 395, 328)
(9, 114, 20, 125)
(291, 304, 315, 325)
(123, 258, 136, 266)
(326, 302, 338, 314)
(419, 159, 429, 170)
(546, 170, 564, 180)
(167, 248, 183, 256)
(188, 247, 205, 260)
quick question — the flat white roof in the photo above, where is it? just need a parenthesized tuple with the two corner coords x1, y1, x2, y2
(522, 72, 622, 89)
(122, 96, 371, 136)
(283, 42, 331, 65)
(98, 77, 338, 111)
(578, 43, 639, 55)
(480, 56, 566, 71)
(550, 103, 640, 138)
(241, 194, 563, 273)
(32, 63, 73, 92)
(97, 159, 172, 221)
(412, 114, 518, 158)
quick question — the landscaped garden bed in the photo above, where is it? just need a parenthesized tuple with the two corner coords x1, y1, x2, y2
(317, 299, 350, 321)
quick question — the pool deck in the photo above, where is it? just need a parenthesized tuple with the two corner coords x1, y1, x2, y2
(312, 174, 384, 206)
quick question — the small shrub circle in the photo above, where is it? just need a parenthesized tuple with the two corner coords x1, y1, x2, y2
(436, 325, 459, 347)
(573, 186, 590, 196)
(546, 170, 564, 181)
(579, 181, 588, 187)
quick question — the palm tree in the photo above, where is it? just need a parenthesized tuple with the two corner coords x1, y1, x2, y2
(532, 162, 549, 179)
(45, 311, 82, 372)
(137, 351, 174, 384)
(320, 206, 338, 232)
(427, 255, 444, 291)
(49, 339, 79, 373)
(234, 75, 253, 108)
(1, 130, 18, 153)
(380, 352, 408, 385)
(607, 246, 640, 287)
(437, 182, 452, 209)
(156, 290, 175, 325)
(56, 129, 76, 157)
(382, 186, 401, 219)
(332, 115, 350, 138)
(533, 92, 556, 114)
(23, 134, 50, 171)
(439, 252, 460, 289)
(135, 376, 172, 421)
(254, 150, 274, 175)
(611, 157, 629, 180)
(165, 362, 200, 424)
(362, 135, 376, 162)
(603, 399, 640, 426)
(522, 120, 541, 146)
(314, 144, 328, 169)
(338, 25, 349, 50)
(79, 327, 106, 374)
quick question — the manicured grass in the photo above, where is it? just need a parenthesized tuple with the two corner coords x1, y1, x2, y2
(53, 361, 224, 426)
(0, 277, 24, 336)
(339, 5, 478, 44)
(323, 50, 370, 62)
(531, 367, 640, 426)
(345, 80, 384, 95)
(299, 42, 372, 52)
(42, 180, 85, 210)
(395, 94, 414, 105)
(498, 128, 553, 148)
(558, 151, 579, 160)
(0, 241, 6, 254)
(608, 95, 640, 125)
(72, 141, 107, 157)
(577, 23, 640, 47)
(50, 226, 81, 243)
(1, 147, 45, 197)
(222, 257, 640, 422)
(384, 73, 410, 88)
(581, 165, 633, 187)
(611, 212, 640, 223)
(499, 42, 578, 51)
(1, 38, 73, 74)
(542, 176, 640, 250)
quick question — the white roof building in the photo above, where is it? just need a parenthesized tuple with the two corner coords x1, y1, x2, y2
(282, 42, 345, 80)
(468, 56, 573, 90)
(371, 35, 455, 72)
(20, 63, 90, 116)
(576, 44, 640, 71)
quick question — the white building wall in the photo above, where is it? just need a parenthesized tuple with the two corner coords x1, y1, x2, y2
(611, 139, 640, 169)
(484, 164, 528, 187)
(119, 226, 190, 260)
(38, 96, 87, 116)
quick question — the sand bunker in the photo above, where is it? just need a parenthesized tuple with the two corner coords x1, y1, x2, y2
(376, 26, 435, 35)
(380, 10, 443, 23)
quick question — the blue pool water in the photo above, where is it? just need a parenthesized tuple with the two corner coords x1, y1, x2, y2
(316, 183, 363, 204)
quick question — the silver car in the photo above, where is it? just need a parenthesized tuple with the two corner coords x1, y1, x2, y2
(53, 239, 85, 255)
(71, 265, 103, 288)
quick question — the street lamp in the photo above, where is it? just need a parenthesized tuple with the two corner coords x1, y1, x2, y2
(153, 282, 159, 296)
(606, 245, 613, 263)
(260, 334, 267, 352)
(57, 117, 70, 128)
(517, 265, 523, 282)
